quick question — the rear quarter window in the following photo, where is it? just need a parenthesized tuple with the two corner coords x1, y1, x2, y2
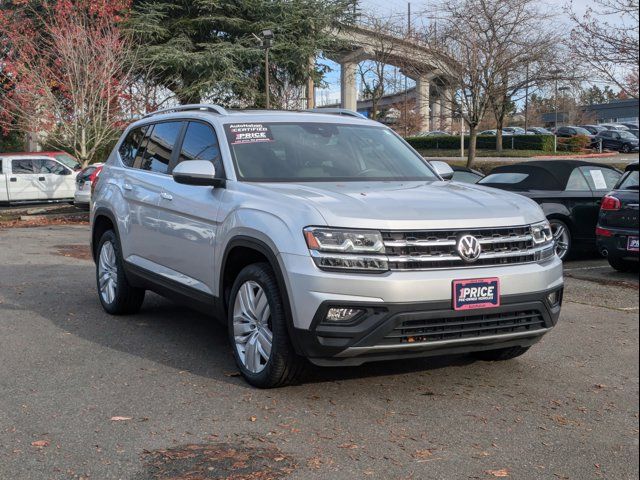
(118, 126, 147, 167)
(480, 173, 529, 184)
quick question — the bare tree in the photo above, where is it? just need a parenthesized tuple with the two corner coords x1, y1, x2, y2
(431, 0, 501, 166)
(0, 5, 144, 165)
(567, 0, 639, 99)
(486, 0, 560, 152)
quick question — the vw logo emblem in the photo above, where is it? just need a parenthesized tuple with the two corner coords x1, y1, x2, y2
(457, 234, 482, 262)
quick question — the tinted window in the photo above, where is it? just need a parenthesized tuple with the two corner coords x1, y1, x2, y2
(139, 122, 182, 174)
(35, 159, 67, 175)
(565, 169, 589, 191)
(12, 159, 35, 174)
(179, 122, 223, 176)
(119, 127, 147, 167)
(479, 173, 529, 184)
(599, 131, 612, 138)
(579, 166, 621, 191)
(225, 123, 438, 182)
(618, 170, 639, 190)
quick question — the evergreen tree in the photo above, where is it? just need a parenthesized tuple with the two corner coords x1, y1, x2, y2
(128, 0, 354, 106)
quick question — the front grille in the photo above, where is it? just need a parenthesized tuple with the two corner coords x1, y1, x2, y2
(381, 310, 545, 345)
(382, 226, 549, 270)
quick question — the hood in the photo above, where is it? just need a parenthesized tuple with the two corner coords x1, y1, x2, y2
(254, 180, 546, 230)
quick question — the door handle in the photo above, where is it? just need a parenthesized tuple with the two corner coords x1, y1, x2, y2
(123, 183, 133, 191)
(38, 177, 46, 181)
(160, 192, 173, 201)
(9, 177, 16, 182)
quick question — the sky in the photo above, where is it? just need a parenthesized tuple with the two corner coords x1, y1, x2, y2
(317, 0, 597, 105)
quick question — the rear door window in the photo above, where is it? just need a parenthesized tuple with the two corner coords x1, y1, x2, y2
(11, 159, 35, 174)
(618, 170, 639, 190)
(178, 122, 224, 176)
(139, 122, 183, 174)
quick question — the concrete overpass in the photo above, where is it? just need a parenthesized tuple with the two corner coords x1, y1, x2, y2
(317, 24, 457, 130)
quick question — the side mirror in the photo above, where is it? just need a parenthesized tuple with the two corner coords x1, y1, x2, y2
(430, 160, 454, 180)
(172, 160, 224, 187)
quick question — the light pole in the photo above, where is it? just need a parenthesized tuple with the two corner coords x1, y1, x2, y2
(558, 86, 570, 126)
(550, 69, 562, 130)
(261, 30, 274, 109)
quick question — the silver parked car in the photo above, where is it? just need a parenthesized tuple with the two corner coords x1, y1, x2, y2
(90, 105, 564, 388)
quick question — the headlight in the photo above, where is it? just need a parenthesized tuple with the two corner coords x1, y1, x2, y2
(304, 227, 388, 272)
(531, 221, 553, 245)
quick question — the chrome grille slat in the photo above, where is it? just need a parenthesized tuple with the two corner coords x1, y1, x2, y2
(381, 225, 548, 270)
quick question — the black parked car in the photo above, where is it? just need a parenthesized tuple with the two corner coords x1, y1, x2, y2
(555, 126, 595, 139)
(594, 130, 639, 153)
(596, 162, 639, 272)
(478, 161, 622, 260)
(579, 124, 608, 135)
(451, 165, 485, 184)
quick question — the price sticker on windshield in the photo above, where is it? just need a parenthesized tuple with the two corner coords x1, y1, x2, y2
(228, 123, 274, 145)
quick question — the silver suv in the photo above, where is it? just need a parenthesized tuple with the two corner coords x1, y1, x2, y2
(91, 105, 563, 388)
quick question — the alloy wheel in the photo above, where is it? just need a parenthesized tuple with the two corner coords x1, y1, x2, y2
(233, 281, 273, 373)
(550, 221, 570, 260)
(98, 241, 118, 304)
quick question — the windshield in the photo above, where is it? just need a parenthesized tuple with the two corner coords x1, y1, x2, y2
(224, 123, 439, 182)
(574, 127, 592, 136)
(55, 153, 82, 170)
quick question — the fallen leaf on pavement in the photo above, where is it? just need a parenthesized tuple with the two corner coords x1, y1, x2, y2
(31, 440, 50, 448)
(486, 468, 510, 477)
(110, 416, 133, 422)
(338, 443, 359, 449)
(249, 416, 257, 422)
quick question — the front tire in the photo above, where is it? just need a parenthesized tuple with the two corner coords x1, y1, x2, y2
(473, 346, 530, 361)
(621, 144, 631, 153)
(96, 230, 145, 315)
(228, 263, 305, 388)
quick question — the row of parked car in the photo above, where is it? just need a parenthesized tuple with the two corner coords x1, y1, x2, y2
(433, 160, 639, 271)
(420, 123, 640, 153)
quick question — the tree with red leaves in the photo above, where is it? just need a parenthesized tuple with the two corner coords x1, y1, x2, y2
(0, 0, 142, 164)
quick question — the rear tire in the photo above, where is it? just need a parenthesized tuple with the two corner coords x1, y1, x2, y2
(473, 346, 531, 361)
(607, 255, 639, 273)
(228, 263, 305, 388)
(96, 230, 145, 315)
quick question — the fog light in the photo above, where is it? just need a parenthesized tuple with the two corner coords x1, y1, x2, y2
(325, 308, 363, 322)
(547, 290, 561, 306)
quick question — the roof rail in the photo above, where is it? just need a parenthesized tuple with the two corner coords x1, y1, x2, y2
(305, 108, 367, 119)
(142, 104, 228, 119)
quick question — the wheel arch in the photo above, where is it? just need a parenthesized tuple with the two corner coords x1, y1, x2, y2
(91, 208, 120, 262)
(219, 236, 303, 355)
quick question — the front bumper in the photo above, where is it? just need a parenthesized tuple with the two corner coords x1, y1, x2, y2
(279, 253, 564, 365)
(293, 288, 562, 366)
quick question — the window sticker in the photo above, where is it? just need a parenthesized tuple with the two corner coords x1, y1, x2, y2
(590, 169, 608, 190)
(228, 124, 274, 145)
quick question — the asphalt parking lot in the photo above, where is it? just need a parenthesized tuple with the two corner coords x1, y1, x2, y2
(1, 225, 638, 480)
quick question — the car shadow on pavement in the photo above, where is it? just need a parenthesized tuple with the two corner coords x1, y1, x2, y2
(9, 262, 479, 388)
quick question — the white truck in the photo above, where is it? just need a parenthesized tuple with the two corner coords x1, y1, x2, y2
(0, 154, 79, 205)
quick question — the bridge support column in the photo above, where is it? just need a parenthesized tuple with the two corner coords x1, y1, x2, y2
(340, 61, 358, 112)
(415, 75, 431, 131)
(431, 94, 442, 130)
